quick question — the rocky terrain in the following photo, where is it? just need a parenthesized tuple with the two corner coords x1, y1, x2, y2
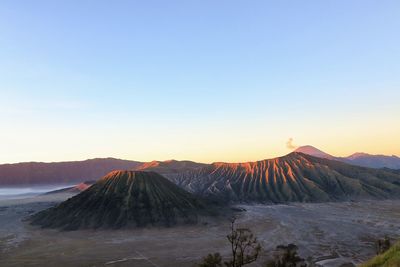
(30, 171, 217, 230)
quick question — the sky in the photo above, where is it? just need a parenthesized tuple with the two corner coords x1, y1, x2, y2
(0, 0, 399, 164)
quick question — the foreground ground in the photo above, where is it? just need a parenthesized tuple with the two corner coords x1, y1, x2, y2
(0, 194, 399, 267)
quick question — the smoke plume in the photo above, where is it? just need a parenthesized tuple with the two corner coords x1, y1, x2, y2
(286, 138, 297, 150)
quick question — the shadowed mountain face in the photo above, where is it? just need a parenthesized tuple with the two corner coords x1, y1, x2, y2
(0, 158, 142, 186)
(294, 145, 400, 169)
(30, 171, 214, 230)
(161, 153, 400, 203)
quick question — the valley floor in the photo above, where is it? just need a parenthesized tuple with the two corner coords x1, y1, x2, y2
(0, 195, 399, 267)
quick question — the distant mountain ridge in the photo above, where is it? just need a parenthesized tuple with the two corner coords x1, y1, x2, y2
(294, 145, 400, 169)
(345, 153, 400, 169)
(0, 158, 208, 186)
(1, 146, 399, 187)
(0, 158, 142, 186)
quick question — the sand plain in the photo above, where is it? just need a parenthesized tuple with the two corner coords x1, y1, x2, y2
(0, 194, 399, 267)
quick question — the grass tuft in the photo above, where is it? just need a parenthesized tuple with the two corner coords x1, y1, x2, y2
(360, 241, 400, 267)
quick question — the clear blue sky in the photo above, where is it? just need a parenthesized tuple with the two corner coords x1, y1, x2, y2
(0, 1, 399, 163)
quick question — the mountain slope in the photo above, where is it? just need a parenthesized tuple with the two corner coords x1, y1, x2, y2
(30, 171, 214, 230)
(163, 153, 400, 203)
(0, 158, 142, 186)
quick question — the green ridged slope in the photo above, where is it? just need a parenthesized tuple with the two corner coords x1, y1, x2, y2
(31, 171, 212, 230)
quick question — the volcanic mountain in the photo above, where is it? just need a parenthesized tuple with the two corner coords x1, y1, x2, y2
(162, 152, 400, 203)
(30, 171, 215, 230)
(294, 145, 336, 160)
